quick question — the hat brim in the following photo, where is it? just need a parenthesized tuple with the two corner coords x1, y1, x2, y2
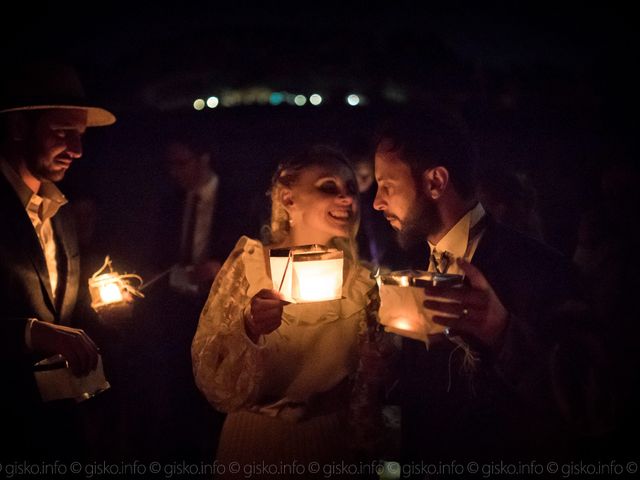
(0, 104, 116, 127)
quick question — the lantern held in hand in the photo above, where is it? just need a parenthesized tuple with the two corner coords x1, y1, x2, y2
(270, 245, 344, 303)
(88, 256, 144, 312)
(377, 270, 463, 345)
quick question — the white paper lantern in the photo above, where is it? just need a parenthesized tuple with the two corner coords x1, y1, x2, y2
(88, 256, 144, 312)
(270, 245, 344, 303)
(377, 270, 463, 344)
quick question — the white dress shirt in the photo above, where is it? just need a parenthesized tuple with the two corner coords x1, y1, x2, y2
(180, 173, 219, 264)
(428, 202, 487, 275)
(0, 158, 67, 349)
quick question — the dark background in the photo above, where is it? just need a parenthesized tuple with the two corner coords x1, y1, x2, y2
(2, 0, 639, 464)
(2, 2, 637, 267)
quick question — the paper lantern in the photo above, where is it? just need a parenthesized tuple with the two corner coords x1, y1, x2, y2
(88, 256, 144, 312)
(270, 245, 343, 303)
(377, 270, 463, 344)
(34, 354, 111, 402)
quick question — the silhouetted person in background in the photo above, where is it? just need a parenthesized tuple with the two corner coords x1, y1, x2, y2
(139, 134, 238, 462)
(161, 138, 227, 293)
(478, 167, 545, 242)
(573, 156, 640, 461)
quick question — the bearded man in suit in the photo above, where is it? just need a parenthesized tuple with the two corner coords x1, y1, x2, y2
(373, 111, 607, 465)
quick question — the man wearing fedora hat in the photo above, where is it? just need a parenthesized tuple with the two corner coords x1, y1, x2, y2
(0, 61, 116, 460)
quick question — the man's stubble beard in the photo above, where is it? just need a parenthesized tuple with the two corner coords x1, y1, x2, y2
(396, 194, 442, 251)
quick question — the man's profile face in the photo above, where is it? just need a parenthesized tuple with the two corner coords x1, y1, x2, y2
(373, 140, 442, 249)
(373, 141, 418, 230)
(28, 108, 87, 183)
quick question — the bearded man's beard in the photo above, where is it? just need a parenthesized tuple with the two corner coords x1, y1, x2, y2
(396, 195, 442, 251)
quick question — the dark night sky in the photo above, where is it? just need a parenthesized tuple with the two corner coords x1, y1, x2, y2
(2, 2, 637, 263)
(3, 3, 635, 110)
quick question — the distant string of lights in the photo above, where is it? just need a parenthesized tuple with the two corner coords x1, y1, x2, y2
(192, 89, 370, 110)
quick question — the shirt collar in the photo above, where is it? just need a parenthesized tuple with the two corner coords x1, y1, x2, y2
(0, 156, 34, 207)
(38, 180, 68, 221)
(428, 202, 486, 258)
(0, 156, 67, 218)
(189, 172, 218, 202)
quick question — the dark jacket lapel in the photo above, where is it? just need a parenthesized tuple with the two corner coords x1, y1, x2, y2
(53, 210, 79, 323)
(0, 174, 56, 313)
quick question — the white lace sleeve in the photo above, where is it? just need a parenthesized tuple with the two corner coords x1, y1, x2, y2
(191, 237, 266, 413)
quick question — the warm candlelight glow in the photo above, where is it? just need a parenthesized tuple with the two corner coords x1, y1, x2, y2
(292, 256, 343, 302)
(88, 256, 144, 312)
(270, 245, 343, 303)
(270, 255, 292, 300)
(377, 270, 463, 345)
(389, 317, 413, 331)
(96, 274, 124, 304)
(382, 315, 430, 342)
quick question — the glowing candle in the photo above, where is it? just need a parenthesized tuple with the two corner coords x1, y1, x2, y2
(88, 256, 144, 312)
(270, 245, 343, 303)
(377, 270, 463, 345)
(89, 272, 124, 308)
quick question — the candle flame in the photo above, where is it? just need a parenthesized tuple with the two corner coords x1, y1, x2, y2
(88, 256, 144, 312)
(99, 282, 124, 304)
(391, 317, 415, 332)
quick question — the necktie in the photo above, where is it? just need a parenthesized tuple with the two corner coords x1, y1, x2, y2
(430, 249, 451, 274)
(181, 194, 200, 265)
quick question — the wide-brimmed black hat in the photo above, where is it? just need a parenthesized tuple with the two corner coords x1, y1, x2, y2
(0, 62, 115, 127)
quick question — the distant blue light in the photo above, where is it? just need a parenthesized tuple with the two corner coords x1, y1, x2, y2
(269, 92, 284, 106)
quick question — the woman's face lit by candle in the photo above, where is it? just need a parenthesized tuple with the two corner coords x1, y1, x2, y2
(284, 162, 358, 245)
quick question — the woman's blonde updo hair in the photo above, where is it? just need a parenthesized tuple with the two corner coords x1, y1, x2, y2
(263, 145, 360, 255)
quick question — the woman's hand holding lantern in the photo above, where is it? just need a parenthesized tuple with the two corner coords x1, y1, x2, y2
(244, 289, 290, 344)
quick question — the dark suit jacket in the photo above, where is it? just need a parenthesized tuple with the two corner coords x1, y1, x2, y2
(0, 171, 94, 457)
(155, 180, 242, 273)
(144, 180, 246, 378)
(401, 217, 587, 463)
(134, 182, 238, 459)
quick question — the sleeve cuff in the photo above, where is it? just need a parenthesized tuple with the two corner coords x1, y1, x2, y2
(24, 318, 38, 352)
(240, 304, 267, 348)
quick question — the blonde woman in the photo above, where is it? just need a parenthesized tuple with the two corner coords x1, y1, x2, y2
(192, 146, 387, 474)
